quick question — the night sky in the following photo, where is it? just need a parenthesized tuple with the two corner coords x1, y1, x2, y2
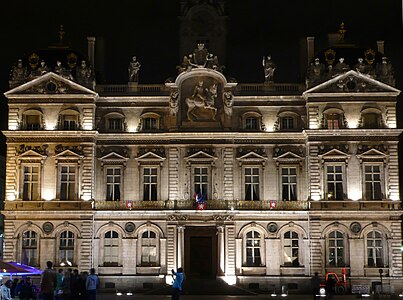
(1, 0, 402, 156)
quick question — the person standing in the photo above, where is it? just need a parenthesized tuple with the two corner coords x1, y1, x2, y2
(171, 267, 184, 300)
(310, 272, 321, 300)
(325, 275, 336, 300)
(86, 268, 100, 300)
(1, 279, 12, 300)
(40, 261, 57, 300)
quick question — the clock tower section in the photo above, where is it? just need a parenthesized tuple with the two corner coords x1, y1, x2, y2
(179, 0, 227, 65)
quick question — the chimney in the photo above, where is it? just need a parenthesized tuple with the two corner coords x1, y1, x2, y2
(87, 36, 96, 68)
(377, 40, 384, 54)
(307, 36, 315, 65)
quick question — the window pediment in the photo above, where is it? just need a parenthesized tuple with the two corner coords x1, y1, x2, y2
(185, 150, 217, 163)
(237, 151, 267, 166)
(136, 151, 166, 165)
(357, 148, 388, 163)
(99, 151, 129, 167)
(17, 149, 47, 161)
(54, 149, 83, 161)
(273, 151, 304, 165)
(320, 148, 349, 158)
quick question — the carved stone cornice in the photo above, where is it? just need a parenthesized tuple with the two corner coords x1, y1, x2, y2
(212, 215, 234, 221)
(55, 144, 85, 155)
(167, 215, 189, 221)
(16, 144, 48, 155)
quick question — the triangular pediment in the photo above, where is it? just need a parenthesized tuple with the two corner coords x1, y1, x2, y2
(320, 148, 349, 158)
(303, 70, 400, 95)
(136, 151, 166, 161)
(273, 151, 303, 161)
(99, 152, 128, 161)
(237, 151, 267, 162)
(357, 148, 387, 158)
(54, 149, 83, 159)
(5, 72, 97, 96)
(18, 149, 46, 159)
(185, 150, 217, 161)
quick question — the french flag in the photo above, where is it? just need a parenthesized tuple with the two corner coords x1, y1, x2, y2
(194, 192, 207, 210)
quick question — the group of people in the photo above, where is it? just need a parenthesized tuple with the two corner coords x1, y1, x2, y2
(0, 261, 100, 300)
(311, 272, 336, 300)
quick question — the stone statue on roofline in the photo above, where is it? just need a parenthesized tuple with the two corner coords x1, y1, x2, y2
(128, 56, 141, 82)
(376, 56, 395, 86)
(10, 59, 27, 83)
(306, 58, 325, 87)
(262, 55, 276, 82)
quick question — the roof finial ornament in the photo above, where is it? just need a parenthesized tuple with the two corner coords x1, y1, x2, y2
(58, 25, 65, 44)
(338, 22, 346, 41)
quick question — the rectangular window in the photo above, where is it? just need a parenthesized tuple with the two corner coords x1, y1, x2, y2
(326, 165, 344, 200)
(63, 115, 77, 130)
(60, 166, 76, 200)
(281, 167, 297, 201)
(281, 117, 294, 130)
(108, 118, 122, 130)
(26, 115, 40, 130)
(245, 117, 258, 130)
(143, 118, 157, 130)
(23, 165, 39, 200)
(143, 167, 158, 201)
(364, 165, 382, 200)
(284, 231, 299, 266)
(194, 167, 208, 197)
(327, 114, 340, 129)
(22, 231, 37, 267)
(245, 167, 259, 201)
(59, 231, 74, 264)
(106, 167, 121, 201)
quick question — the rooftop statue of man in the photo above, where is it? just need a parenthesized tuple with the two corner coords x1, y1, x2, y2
(128, 56, 141, 82)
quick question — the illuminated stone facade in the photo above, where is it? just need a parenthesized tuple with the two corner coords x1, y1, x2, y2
(2, 2, 402, 294)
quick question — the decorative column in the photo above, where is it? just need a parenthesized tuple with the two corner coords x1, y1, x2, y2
(177, 226, 185, 269)
(217, 226, 225, 275)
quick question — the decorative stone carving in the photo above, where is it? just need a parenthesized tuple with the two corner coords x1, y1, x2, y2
(350, 222, 362, 234)
(98, 146, 129, 158)
(43, 222, 54, 233)
(186, 80, 217, 121)
(177, 43, 224, 73)
(169, 90, 179, 116)
(357, 144, 388, 155)
(10, 59, 27, 87)
(376, 57, 395, 86)
(167, 215, 189, 221)
(237, 147, 266, 158)
(55, 144, 84, 155)
(17, 144, 48, 155)
(318, 144, 349, 155)
(137, 147, 165, 158)
(212, 215, 234, 221)
(125, 222, 135, 233)
(187, 147, 215, 157)
(267, 222, 278, 233)
(273, 146, 304, 158)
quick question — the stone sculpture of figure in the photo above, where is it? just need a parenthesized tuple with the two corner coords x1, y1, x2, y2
(128, 56, 141, 82)
(38, 60, 50, 75)
(11, 59, 27, 81)
(191, 43, 209, 67)
(185, 81, 217, 121)
(376, 56, 395, 86)
(169, 90, 179, 116)
(54, 60, 73, 80)
(262, 55, 276, 82)
(176, 56, 191, 74)
(78, 60, 91, 79)
(334, 57, 350, 75)
(307, 58, 325, 86)
(354, 57, 367, 74)
(223, 91, 233, 116)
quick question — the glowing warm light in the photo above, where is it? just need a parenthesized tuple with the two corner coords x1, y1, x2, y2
(311, 195, 321, 201)
(46, 121, 58, 130)
(390, 194, 400, 201)
(349, 188, 361, 201)
(9, 124, 18, 130)
(7, 193, 16, 201)
(127, 126, 138, 133)
(223, 275, 236, 285)
(82, 194, 92, 201)
(83, 124, 93, 130)
(158, 274, 165, 278)
(42, 190, 54, 201)
(165, 275, 174, 285)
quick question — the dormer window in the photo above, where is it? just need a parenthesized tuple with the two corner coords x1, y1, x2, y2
(322, 108, 345, 129)
(281, 116, 294, 130)
(103, 112, 126, 132)
(360, 108, 383, 129)
(109, 118, 122, 131)
(59, 109, 80, 130)
(23, 109, 43, 130)
(242, 112, 263, 131)
(140, 113, 160, 131)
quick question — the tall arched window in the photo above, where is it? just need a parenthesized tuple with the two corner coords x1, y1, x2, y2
(245, 231, 262, 266)
(141, 230, 157, 266)
(367, 231, 383, 267)
(59, 230, 75, 265)
(328, 231, 345, 267)
(22, 231, 37, 266)
(284, 231, 299, 266)
(104, 230, 119, 266)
